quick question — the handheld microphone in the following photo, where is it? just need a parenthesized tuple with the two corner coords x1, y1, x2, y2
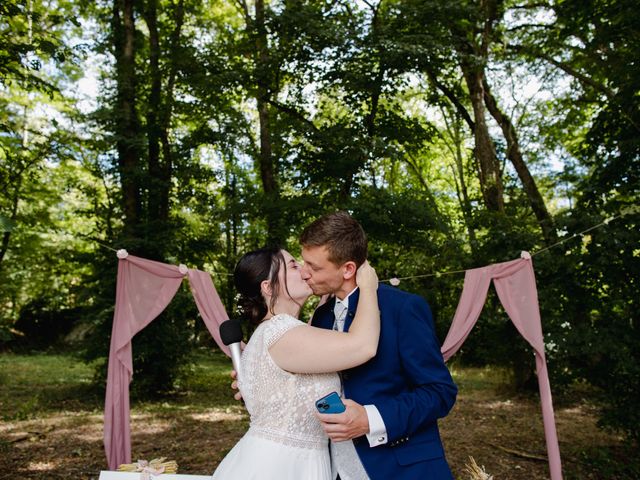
(220, 319, 243, 381)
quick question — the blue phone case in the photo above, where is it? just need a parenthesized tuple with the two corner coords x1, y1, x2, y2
(315, 391, 346, 414)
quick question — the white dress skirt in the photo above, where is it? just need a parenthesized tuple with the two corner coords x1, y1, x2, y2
(212, 429, 332, 479)
(212, 314, 341, 480)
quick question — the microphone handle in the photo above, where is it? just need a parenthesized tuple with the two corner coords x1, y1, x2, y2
(229, 342, 242, 381)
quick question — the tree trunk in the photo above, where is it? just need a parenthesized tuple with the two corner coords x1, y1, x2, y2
(158, 0, 184, 224)
(113, 0, 141, 238)
(402, 153, 447, 227)
(427, 78, 478, 246)
(453, 0, 504, 212)
(0, 189, 16, 265)
(254, 0, 281, 243)
(0, 123, 29, 267)
(0, 231, 10, 266)
(460, 61, 504, 212)
(224, 160, 238, 313)
(144, 0, 164, 226)
(426, 68, 475, 132)
(339, 2, 383, 205)
(337, 65, 383, 205)
(483, 79, 557, 242)
(448, 111, 478, 251)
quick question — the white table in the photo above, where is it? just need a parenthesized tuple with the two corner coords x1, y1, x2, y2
(99, 471, 211, 480)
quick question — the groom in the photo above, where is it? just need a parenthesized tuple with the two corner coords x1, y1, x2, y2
(300, 211, 457, 480)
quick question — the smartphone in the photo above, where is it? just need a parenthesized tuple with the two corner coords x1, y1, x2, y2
(315, 391, 346, 414)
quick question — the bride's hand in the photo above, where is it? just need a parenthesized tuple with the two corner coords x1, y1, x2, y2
(356, 260, 378, 292)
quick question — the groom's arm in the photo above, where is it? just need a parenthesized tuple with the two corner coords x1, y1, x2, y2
(374, 296, 457, 442)
(313, 297, 387, 444)
(316, 400, 387, 445)
(318, 296, 456, 443)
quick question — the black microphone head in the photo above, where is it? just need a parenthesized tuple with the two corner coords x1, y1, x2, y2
(220, 319, 243, 346)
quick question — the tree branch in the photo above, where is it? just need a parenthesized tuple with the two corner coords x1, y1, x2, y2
(425, 69, 475, 132)
(509, 44, 640, 132)
(265, 98, 320, 133)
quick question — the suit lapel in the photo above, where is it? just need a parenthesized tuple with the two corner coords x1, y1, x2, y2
(312, 295, 337, 329)
(343, 288, 360, 332)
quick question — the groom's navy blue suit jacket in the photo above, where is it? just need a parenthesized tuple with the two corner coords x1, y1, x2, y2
(311, 283, 457, 480)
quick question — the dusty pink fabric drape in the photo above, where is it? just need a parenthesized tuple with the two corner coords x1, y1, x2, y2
(441, 253, 563, 480)
(104, 255, 186, 470)
(104, 254, 231, 470)
(105, 252, 562, 477)
(187, 268, 236, 357)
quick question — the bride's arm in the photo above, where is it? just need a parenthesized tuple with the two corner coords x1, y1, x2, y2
(269, 261, 380, 374)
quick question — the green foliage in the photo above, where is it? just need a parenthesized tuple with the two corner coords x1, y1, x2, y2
(574, 445, 640, 480)
(11, 297, 84, 350)
(562, 206, 639, 443)
(0, 214, 14, 232)
(128, 287, 201, 399)
(0, 0, 638, 448)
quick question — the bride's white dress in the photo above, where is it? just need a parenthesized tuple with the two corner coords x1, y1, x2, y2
(212, 314, 341, 479)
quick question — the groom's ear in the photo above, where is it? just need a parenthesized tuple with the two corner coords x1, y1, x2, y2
(342, 261, 357, 280)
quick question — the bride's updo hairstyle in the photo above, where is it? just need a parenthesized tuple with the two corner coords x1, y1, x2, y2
(234, 246, 289, 325)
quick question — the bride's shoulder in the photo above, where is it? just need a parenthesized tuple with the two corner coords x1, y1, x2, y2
(263, 313, 305, 334)
(254, 314, 302, 333)
(261, 314, 305, 347)
(269, 313, 304, 326)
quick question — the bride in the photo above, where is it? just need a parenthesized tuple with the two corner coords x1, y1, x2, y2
(212, 245, 379, 479)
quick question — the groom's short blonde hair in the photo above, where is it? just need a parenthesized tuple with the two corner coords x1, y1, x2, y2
(300, 211, 368, 267)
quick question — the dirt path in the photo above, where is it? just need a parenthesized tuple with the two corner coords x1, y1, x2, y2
(0, 388, 625, 479)
(441, 389, 623, 479)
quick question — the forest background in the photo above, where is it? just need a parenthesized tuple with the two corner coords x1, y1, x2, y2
(1, 0, 638, 473)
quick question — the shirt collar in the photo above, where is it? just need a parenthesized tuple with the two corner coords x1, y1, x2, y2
(334, 286, 358, 311)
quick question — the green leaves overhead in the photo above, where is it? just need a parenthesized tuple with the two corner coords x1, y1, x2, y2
(0, 0, 637, 446)
(0, 215, 14, 233)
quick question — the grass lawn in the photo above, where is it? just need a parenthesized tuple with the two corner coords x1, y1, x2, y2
(0, 351, 637, 479)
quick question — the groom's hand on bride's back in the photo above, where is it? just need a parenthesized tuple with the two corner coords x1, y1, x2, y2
(315, 399, 370, 442)
(230, 370, 243, 401)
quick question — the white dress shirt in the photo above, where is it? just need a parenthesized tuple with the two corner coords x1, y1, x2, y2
(330, 290, 387, 480)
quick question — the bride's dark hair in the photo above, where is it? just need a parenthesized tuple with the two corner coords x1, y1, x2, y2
(234, 246, 291, 325)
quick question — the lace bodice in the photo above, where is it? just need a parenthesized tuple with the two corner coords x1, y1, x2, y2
(237, 314, 341, 450)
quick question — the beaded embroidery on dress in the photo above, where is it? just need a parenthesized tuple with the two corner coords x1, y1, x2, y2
(212, 314, 340, 479)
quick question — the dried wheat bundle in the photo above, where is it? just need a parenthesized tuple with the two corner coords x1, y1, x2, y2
(117, 457, 178, 475)
(464, 456, 493, 480)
